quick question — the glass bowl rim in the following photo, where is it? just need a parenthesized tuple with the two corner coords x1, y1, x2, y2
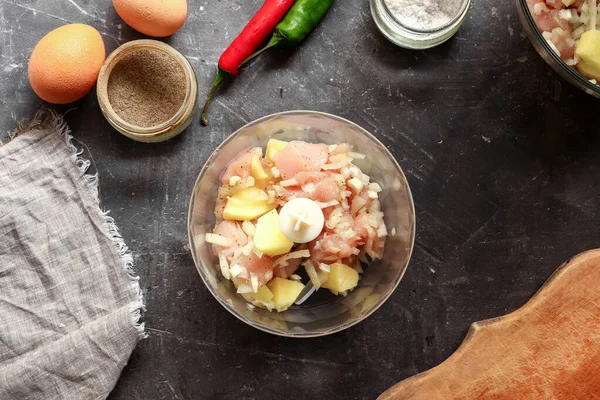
(186, 110, 417, 338)
(517, 0, 600, 96)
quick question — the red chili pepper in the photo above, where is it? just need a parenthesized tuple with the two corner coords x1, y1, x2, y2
(201, 0, 295, 126)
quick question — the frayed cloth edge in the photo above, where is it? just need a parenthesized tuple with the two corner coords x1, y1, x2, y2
(12, 109, 147, 339)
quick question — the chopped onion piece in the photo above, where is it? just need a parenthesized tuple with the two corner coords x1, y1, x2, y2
(368, 190, 378, 199)
(252, 247, 264, 258)
(205, 233, 233, 247)
(229, 264, 245, 278)
(244, 176, 256, 187)
(304, 261, 321, 288)
(368, 182, 382, 192)
(237, 284, 253, 294)
(336, 221, 352, 232)
(369, 199, 381, 213)
(265, 270, 273, 281)
(315, 200, 339, 209)
(267, 190, 276, 204)
(342, 229, 357, 240)
(250, 273, 259, 293)
(360, 173, 371, 186)
(341, 197, 350, 210)
(348, 177, 364, 193)
(241, 241, 254, 256)
(289, 274, 302, 281)
(327, 207, 343, 229)
(349, 166, 361, 178)
(302, 182, 316, 194)
(377, 222, 388, 238)
(351, 196, 367, 216)
(273, 249, 310, 268)
(229, 176, 242, 186)
(242, 220, 256, 237)
(318, 263, 331, 272)
(322, 158, 353, 170)
(280, 177, 299, 187)
(349, 151, 366, 159)
(391, 227, 397, 236)
(329, 153, 350, 163)
(271, 166, 280, 178)
(219, 253, 231, 279)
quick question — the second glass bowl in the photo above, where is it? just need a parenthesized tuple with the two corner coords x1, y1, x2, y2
(188, 111, 416, 337)
(517, 0, 600, 98)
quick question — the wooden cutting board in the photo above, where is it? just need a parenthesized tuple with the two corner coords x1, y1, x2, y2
(379, 250, 600, 400)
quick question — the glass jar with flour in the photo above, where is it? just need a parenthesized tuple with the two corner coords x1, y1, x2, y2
(370, 0, 471, 49)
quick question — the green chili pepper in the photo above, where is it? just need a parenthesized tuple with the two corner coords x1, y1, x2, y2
(246, 0, 334, 62)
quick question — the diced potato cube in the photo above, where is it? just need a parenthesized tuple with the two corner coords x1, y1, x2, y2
(248, 285, 274, 302)
(576, 59, 600, 81)
(223, 187, 276, 220)
(267, 277, 305, 312)
(254, 209, 294, 256)
(266, 139, 288, 162)
(576, 30, 600, 80)
(232, 186, 268, 202)
(251, 154, 269, 180)
(320, 263, 359, 296)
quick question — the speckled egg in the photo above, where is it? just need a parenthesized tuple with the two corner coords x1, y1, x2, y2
(113, 0, 187, 37)
(28, 24, 106, 104)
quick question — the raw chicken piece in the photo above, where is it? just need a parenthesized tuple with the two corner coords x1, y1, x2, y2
(221, 147, 262, 184)
(272, 141, 329, 179)
(212, 220, 248, 257)
(273, 257, 302, 279)
(311, 179, 341, 203)
(527, 1, 570, 33)
(231, 252, 274, 286)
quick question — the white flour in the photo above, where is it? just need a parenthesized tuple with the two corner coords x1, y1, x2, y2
(384, 0, 462, 30)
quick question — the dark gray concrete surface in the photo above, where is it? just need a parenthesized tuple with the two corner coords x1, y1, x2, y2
(1, 0, 600, 399)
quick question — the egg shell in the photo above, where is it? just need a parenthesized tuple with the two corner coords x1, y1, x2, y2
(113, 0, 187, 37)
(28, 24, 106, 104)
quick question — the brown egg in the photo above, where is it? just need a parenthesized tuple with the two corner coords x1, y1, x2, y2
(113, 0, 187, 37)
(28, 24, 106, 104)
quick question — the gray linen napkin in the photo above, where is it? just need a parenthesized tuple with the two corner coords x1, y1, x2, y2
(0, 110, 145, 399)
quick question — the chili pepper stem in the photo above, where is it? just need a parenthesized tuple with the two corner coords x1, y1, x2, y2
(201, 69, 231, 126)
(242, 31, 286, 66)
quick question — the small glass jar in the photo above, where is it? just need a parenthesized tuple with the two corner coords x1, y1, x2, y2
(371, 0, 471, 49)
(96, 39, 198, 143)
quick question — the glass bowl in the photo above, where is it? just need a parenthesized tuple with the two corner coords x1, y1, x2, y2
(517, 0, 600, 98)
(187, 111, 416, 337)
